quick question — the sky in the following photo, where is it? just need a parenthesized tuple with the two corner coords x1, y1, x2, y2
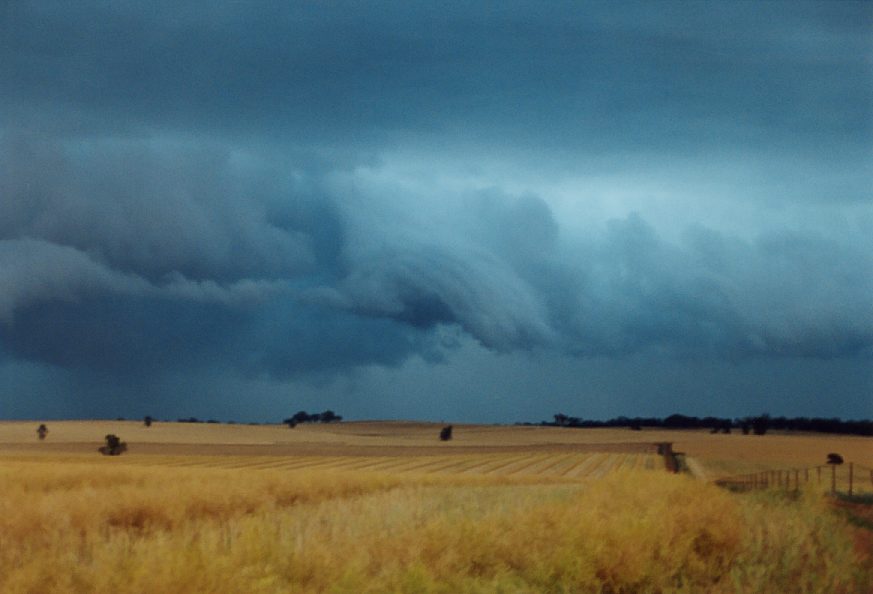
(1, 1, 871, 423)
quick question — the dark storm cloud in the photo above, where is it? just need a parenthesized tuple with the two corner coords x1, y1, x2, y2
(0, 134, 317, 283)
(564, 217, 873, 358)
(0, 1, 870, 418)
(3, 2, 869, 154)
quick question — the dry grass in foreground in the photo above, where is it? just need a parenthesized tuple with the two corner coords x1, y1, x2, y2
(0, 460, 869, 594)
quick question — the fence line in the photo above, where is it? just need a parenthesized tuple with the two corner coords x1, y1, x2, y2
(714, 462, 873, 497)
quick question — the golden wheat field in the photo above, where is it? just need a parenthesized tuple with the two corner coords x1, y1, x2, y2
(0, 420, 871, 593)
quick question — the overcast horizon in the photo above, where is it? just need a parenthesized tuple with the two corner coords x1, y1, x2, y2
(1, 2, 871, 423)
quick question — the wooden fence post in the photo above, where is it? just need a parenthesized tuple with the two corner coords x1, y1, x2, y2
(794, 469, 799, 491)
(848, 463, 853, 497)
(831, 463, 836, 495)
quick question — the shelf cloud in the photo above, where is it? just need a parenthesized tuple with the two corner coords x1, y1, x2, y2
(1, 2, 870, 420)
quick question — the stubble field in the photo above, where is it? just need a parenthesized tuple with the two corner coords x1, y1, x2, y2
(0, 420, 870, 593)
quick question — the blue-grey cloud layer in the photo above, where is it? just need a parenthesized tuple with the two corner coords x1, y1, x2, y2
(1, 1, 871, 419)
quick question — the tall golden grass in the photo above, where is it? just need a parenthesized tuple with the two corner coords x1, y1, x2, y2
(1, 460, 868, 593)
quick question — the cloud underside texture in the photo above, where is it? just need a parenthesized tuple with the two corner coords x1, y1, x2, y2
(2, 136, 870, 380)
(1, 2, 871, 392)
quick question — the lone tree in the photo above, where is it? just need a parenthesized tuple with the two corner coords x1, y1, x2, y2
(98, 434, 128, 456)
(144, 415, 153, 427)
(439, 425, 453, 441)
(826, 453, 844, 465)
(37, 424, 48, 440)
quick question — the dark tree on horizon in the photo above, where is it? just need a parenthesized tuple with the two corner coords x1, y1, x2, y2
(99, 434, 127, 455)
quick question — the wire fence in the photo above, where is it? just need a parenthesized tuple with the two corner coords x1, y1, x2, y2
(714, 462, 873, 497)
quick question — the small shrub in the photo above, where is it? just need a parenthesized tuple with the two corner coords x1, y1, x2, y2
(98, 434, 128, 456)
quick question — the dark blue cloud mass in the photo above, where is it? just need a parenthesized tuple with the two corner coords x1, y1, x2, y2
(0, 1, 870, 420)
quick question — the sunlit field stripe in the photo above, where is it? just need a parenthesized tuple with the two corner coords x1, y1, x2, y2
(558, 453, 600, 478)
(208, 456, 276, 469)
(512, 454, 560, 475)
(431, 454, 497, 474)
(219, 457, 292, 470)
(524, 453, 573, 476)
(481, 454, 541, 475)
(414, 456, 485, 475)
(503, 453, 555, 476)
(620, 454, 645, 472)
(245, 457, 337, 471)
(630, 454, 651, 471)
(458, 454, 527, 475)
(642, 454, 664, 470)
(377, 456, 452, 474)
(192, 456, 254, 468)
(522, 453, 574, 476)
(613, 454, 634, 472)
(9, 451, 662, 481)
(453, 456, 499, 475)
(477, 454, 538, 475)
(291, 456, 382, 471)
(161, 458, 223, 468)
(537, 454, 583, 478)
(349, 456, 424, 473)
(563, 453, 606, 478)
(411, 456, 479, 475)
(611, 454, 628, 471)
(232, 457, 315, 471)
(591, 453, 624, 478)
(397, 455, 507, 475)
(131, 456, 193, 467)
(330, 456, 410, 472)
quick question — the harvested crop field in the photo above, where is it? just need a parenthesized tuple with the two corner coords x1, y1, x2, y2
(1, 419, 868, 475)
(1, 420, 871, 593)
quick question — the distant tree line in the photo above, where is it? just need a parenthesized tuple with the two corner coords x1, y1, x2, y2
(522, 413, 872, 436)
(283, 410, 342, 427)
(138, 414, 346, 426)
